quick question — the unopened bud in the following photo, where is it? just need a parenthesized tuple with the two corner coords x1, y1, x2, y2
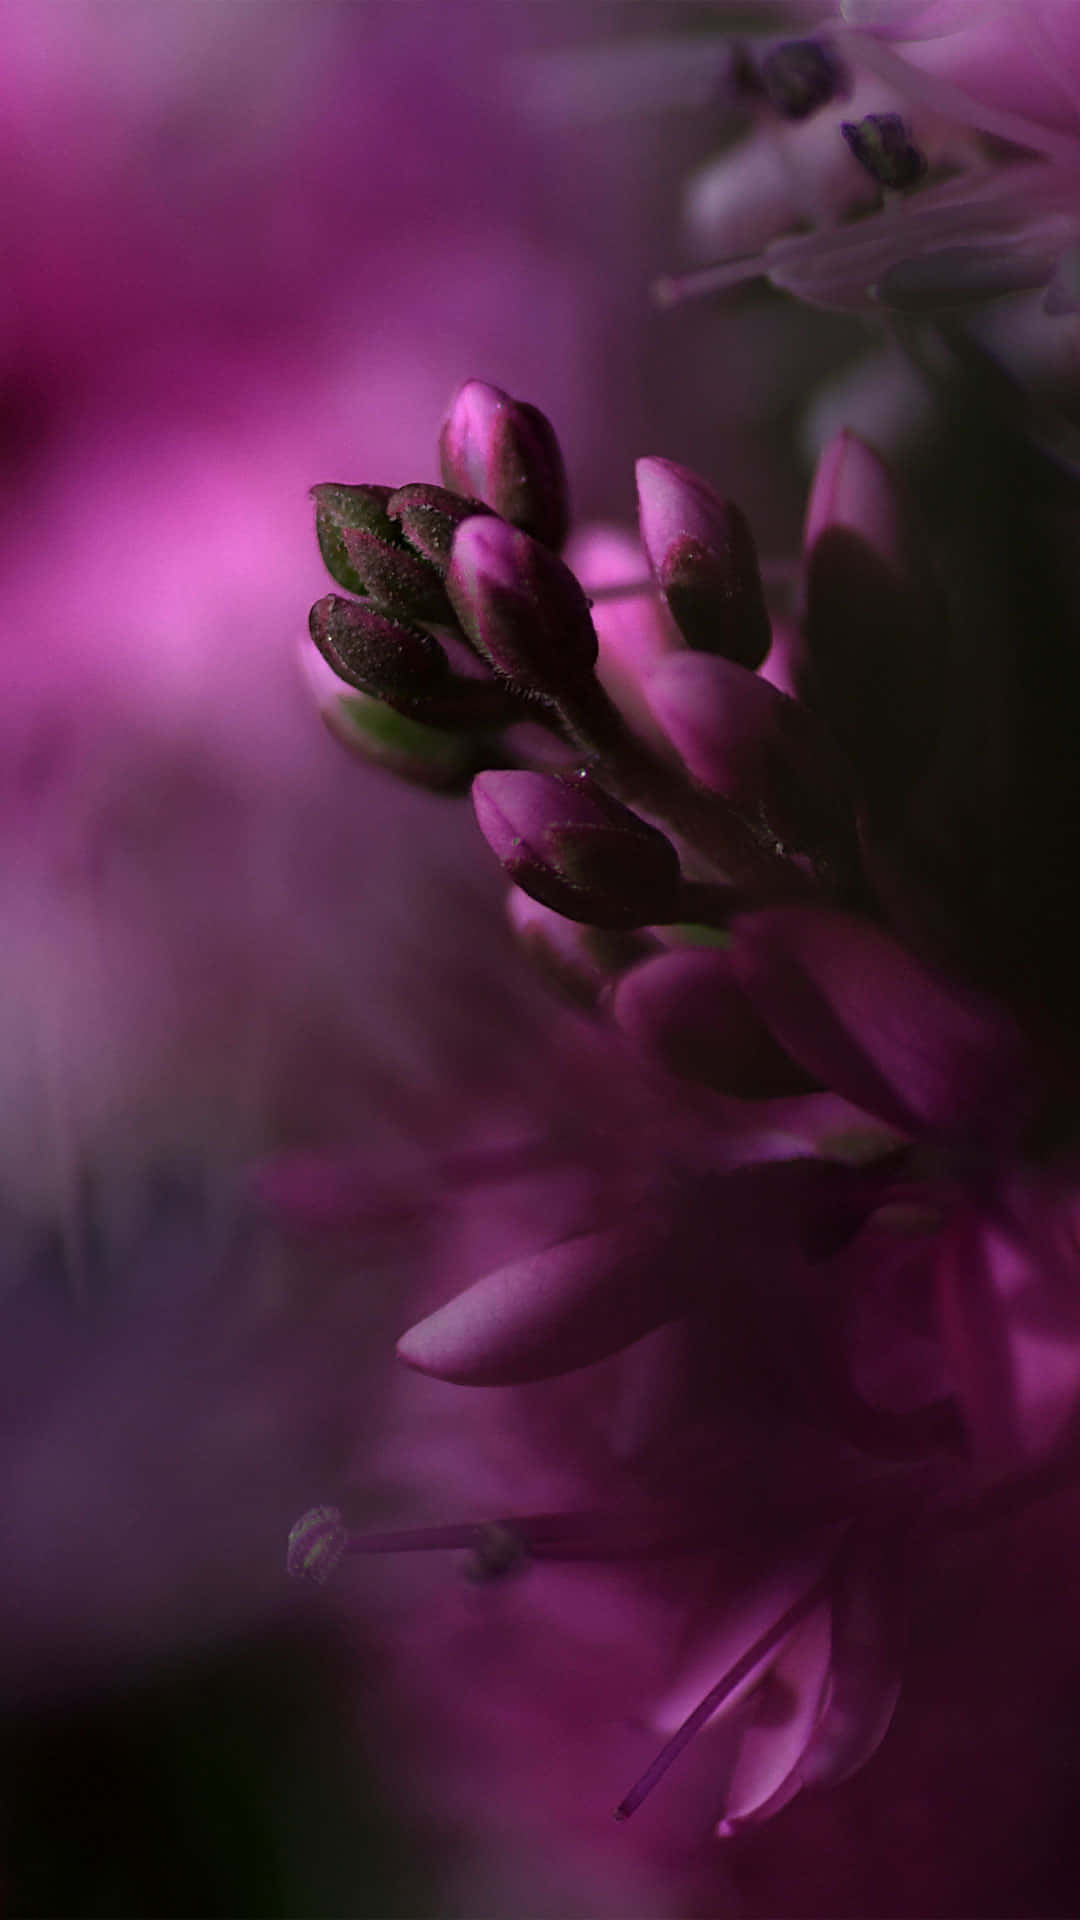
(636, 458, 771, 668)
(309, 594, 450, 709)
(472, 768, 682, 930)
(448, 515, 598, 700)
(311, 482, 450, 624)
(287, 1505, 348, 1585)
(321, 690, 492, 792)
(440, 380, 570, 550)
(841, 114, 926, 193)
(386, 482, 494, 573)
(800, 431, 939, 827)
(759, 39, 848, 120)
(643, 651, 854, 862)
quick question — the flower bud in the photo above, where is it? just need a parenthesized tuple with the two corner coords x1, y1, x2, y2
(643, 651, 854, 862)
(309, 594, 450, 707)
(447, 515, 598, 700)
(287, 1505, 348, 1585)
(472, 768, 682, 929)
(758, 39, 848, 121)
(311, 482, 450, 624)
(313, 483, 392, 595)
(321, 690, 491, 793)
(386, 482, 494, 573)
(800, 431, 940, 828)
(636, 458, 771, 668)
(841, 114, 926, 193)
(439, 380, 570, 550)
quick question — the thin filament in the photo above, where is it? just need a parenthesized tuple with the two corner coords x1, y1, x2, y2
(614, 1574, 829, 1821)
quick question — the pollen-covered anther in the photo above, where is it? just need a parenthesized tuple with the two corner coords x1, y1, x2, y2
(758, 39, 849, 121)
(463, 1523, 530, 1584)
(841, 114, 927, 193)
(287, 1505, 349, 1585)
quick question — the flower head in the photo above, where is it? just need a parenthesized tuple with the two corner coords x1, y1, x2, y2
(283, 384, 1080, 1870)
(664, 4, 1080, 323)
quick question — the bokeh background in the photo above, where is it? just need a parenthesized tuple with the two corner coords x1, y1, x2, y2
(15, 5, 1036, 1916)
(0, 5, 804, 1915)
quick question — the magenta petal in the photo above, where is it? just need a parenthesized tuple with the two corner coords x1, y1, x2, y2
(728, 908, 1036, 1143)
(396, 1218, 690, 1385)
(614, 949, 818, 1098)
(643, 650, 854, 857)
(937, 1198, 1080, 1471)
(720, 1595, 833, 1826)
(797, 1527, 905, 1790)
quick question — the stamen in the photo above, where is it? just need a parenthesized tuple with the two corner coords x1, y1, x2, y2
(652, 254, 770, 310)
(586, 577, 658, 605)
(588, 561, 795, 599)
(832, 26, 1080, 166)
(614, 1574, 829, 1821)
(288, 1506, 704, 1585)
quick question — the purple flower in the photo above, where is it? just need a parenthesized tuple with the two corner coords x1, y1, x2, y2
(665, 3, 1080, 323)
(284, 387, 1080, 1892)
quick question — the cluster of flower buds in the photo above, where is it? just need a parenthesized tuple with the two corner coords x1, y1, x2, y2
(307, 383, 879, 978)
(290, 375, 1080, 1847)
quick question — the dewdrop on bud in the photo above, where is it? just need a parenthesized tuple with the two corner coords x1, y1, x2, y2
(439, 381, 570, 550)
(287, 1506, 348, 1585)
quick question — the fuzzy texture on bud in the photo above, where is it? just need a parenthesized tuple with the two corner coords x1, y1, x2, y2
(308, 595, 449, 708)
(439, 380, 570, 550)
(447, 515, 598, 700)
(386, 483, 494, 574)
(472, 769, 682, 930)
(312, 483, 450, 624)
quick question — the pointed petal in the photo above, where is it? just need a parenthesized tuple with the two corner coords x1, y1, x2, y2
(614, 948, 818, 1099)
(938, 1190, 1080, 1471)
(720, 1596, 834, 1826)
(729, 907, 1036, 1144)
(797, 1525, 905, 1789)
(396, 1216, 689, 1386)
(643, 649, 855, 862)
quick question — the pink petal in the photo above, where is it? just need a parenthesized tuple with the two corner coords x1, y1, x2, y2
(720, 1596, 834, 1826)
(396, 1216, 690, 1386)
(613, 948, 818, 1099)
(729, 907, 1036, 1144)
(643, 650, 854, 862)
(797, 1525, 905, 1790)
